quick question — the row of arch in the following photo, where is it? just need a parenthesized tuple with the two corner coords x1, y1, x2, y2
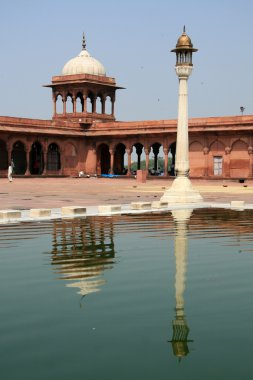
(96, 142, 176, 175)
(1, 137, 252, 177)
(54, 92, 114, 115)
(96, 138, 253, 177)
(0, 140, 61, 175)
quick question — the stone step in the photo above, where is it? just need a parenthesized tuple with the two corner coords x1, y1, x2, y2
(151, 201, 168, 209)
(131, 202, 152, 210)
(98, 204, 121, 213)
(29, 208, 52, 217)
(61, 206, 87, 216)
(0, 210, 21, 219)
(231, 200, 245, 209)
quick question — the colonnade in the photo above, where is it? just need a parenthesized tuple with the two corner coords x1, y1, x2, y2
(53, 92, 115, 117)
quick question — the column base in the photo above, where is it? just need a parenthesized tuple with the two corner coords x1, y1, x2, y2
(160, 176, 203, 203)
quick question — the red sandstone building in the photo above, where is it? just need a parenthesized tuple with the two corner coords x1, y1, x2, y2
(0, 34, 253, 179)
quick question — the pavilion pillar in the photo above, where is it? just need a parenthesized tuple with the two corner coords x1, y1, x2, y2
(126, 148, 132, 176)
(164, 148, 168, 176)
(93, 96, 97, 114)
(109, 148, 115, 174)
(73, 96, 76, 114)
(63, 98, 66, 115)
(145, 148, 150, 174)
(83, 95, 87, 114)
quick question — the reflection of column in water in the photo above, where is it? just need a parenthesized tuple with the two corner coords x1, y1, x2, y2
(169, 209, 193, 359)
(51, 217, 115, 296)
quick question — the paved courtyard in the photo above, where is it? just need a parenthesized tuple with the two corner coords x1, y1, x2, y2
(1, 177, 253, 210)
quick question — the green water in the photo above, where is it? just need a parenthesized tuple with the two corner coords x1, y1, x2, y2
(1, 209, 253, 380)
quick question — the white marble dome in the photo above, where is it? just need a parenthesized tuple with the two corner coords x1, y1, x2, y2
(62, 35, 106, 76)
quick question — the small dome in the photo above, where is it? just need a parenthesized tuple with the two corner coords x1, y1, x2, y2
(171, 27, 197, 53)
(62, 34, 106, 76)
(176, 32, 193, 49)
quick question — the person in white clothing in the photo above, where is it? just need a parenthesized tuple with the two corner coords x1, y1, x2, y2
(8, 163, 13, 182)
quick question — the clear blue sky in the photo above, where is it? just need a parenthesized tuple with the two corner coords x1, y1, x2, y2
(0, 0, 252, 121)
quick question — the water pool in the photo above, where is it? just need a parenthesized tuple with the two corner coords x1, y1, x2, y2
(1, 208, 253, 380)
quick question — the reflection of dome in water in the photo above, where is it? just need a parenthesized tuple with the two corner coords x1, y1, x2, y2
(66, 278, 106, 296)
(62, 34, 106, 76)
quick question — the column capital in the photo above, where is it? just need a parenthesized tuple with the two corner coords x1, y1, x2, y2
(203, 147, 209, 155)
(225, 146, 231, 155)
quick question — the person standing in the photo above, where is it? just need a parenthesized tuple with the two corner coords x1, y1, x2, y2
(8, 162, 13, 182)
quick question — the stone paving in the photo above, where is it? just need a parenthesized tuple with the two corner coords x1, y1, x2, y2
(0, 176, 253, 223)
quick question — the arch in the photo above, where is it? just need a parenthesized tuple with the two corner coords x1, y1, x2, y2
(65, 142, 78, 169)
(56, 94, 63, 114)
(76, 92, 84, 113)
(149, 142, 162, 175)
(0, 139, 8, 170)
(47, 143, 61, 171)
(189, 141, 204, 177)
(12, 141, 27, 175)
(209, 139, 225, 153)
(114, 143, 127, 174)
(29, 141, 44, 175)
(97, 143, 110, 174)
(96, 94, 103, 114)
(130, 143, 145, 174)
(66, 93, 73, 113)
(105, 95, 111, 115)
(230, 139, 250, 178)
(87, 92, 94, 113)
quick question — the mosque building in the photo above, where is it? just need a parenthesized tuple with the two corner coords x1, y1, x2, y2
(0, 30, 253, 179)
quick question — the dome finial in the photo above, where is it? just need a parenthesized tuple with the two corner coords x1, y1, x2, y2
(82, 32, 86, 50)
(183, 25, 186, 34)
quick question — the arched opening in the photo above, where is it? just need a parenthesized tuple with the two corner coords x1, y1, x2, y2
(131, 143, 145, 174)
(97, 95, 103, 114)
(12, 141, 27, 175)
(56, 94, 63, 114)
(76, 92, 84, 113)
(66, 94, 73, 113)
(0, 140, 8, 170)
(47, 143, 61, 171)
(97, 144, 110, 174)
(114, 143, 127, 174)
(149, 143, 162, 175)
(105, 96, 111, 115)
(29, 141, 44, 175)
(168, 142, 176, 176)
(87, 93, 94, 113)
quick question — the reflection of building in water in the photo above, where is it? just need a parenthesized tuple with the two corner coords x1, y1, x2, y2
(170, 209, 193, 359)
(51, 217, 115, 296)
